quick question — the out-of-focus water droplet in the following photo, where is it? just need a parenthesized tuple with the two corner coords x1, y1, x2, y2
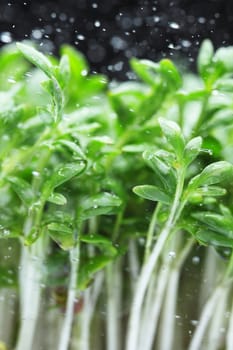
(32, 171, 40, 177)
(7, 78, 16, 84)
(192, 256, 200, 265)
(0, 31, 12, 43)
(94, 20, 101, 27)
(191, 319, 198, 326)
(181, 40, 192, 48)
(31, 29, 43, 40)
(169, 22, 180, 30)
(169, 251, 176, 259)
(77, 34, 85, 41)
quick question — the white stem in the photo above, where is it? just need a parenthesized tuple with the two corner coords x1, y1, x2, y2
(77, 272, 104, 350)
(226, 292, 233, 350)
(15, 240, 45, 350)
(188, 285, 223, 350)
(128, 240, 139, 290)
(138, 263, 169, 350)
(206, 286, 228, 350)
(126, 173, 183, 350)
(159, 268, 179, 350)
(106, 259, 122, 350)
(199, 247, 221, 308)
(58, 245, 80, 350)
(159, 238, 194, 350)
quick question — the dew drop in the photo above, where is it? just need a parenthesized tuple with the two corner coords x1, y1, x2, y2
(169, 251, 176, 259)
(94, 20, 101, 28)
(192, 256, 200, 265)
(0, 32, 12, 43)
(191, 319, 198, 326)
(169, 22, 180, 30)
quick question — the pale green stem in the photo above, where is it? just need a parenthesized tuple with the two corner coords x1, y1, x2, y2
(138, 264, 169, 350)
(77, 272, 104, 350)
(188, 284, 225, 350)
(206, 286, 229, 350)
(105, 211, 124, 350)
(128, 240, 140, 290)
(158, 238, 194, 350)
(106, 258, 122, 350)
(144, 203, 161, 262)
(126, 169, 185, 350)
(226, 292, 233, 350)
(58, 243, 80, 350)
(15, 237, 46, 350)
(199, 247, 220, 309)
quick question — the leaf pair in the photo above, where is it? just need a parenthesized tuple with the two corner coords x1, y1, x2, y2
(192, 205, 233, 249)
(17, 43, 69, 123)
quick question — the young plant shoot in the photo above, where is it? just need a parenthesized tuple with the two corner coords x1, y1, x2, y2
(0, 39, 233, 350)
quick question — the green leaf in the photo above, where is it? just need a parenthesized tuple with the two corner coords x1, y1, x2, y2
(183, 136, 202, 166)
(57, 54, 70, 88)
(78, 255, 113, 290)
(196, 186, 226, 197)
(133, 185, 171, 204)
(143, 150, 177, 193)
(17, 42, 55, 79)
(214, 78, 233, 92)
(80, 233, 111, 245)
(47, 161, 86, 191)
(201, 136, 222, 157)
(188, 161, 233, 190)
(47, 222, 75, 250)
(24, 227, 41, 246)
(130, 58, 159, 85)
(61, 45, 88, 80)
(197, 39, 214, 79)
(47, 192, 67, 205)
(158, 118, 185, 159)
(78, 192, 122, 221)
(192, 211, 233, 236)
(206, 109, 233, 129)
(195, 228, 233, 248)
(54, 140, 86, 160)
(80, 233, 117, 256)
(214, 46, 233, 72)
(159, 59, 182, 90)
(8, 176, 34, 206)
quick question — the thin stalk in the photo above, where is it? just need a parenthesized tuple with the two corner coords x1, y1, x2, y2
(158, 238, 194, 350)
(106, 259, 122, 350)
(128, 240, 140, 290)
(58, 243, 80, 350)
(77, 272, 104, 350)
(188, 284, 225, 350)
(226, 291, 233, 350)
(144, 203, 161, 262)
(138, 263, 169, 350)
(105, 211, 124, 350)
(126, 169, 185, 350)
(199, 247, 220, 309)
(205, 286, 229, 350)
(15, 236, 46, 350)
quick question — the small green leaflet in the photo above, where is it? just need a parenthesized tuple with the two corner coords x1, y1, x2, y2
(133, 185, 171, 205)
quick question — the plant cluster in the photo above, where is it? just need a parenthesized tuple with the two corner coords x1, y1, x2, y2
(1, 40, 233, 350)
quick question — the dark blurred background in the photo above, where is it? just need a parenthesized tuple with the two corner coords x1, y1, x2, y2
(0, 0, 232, 79)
